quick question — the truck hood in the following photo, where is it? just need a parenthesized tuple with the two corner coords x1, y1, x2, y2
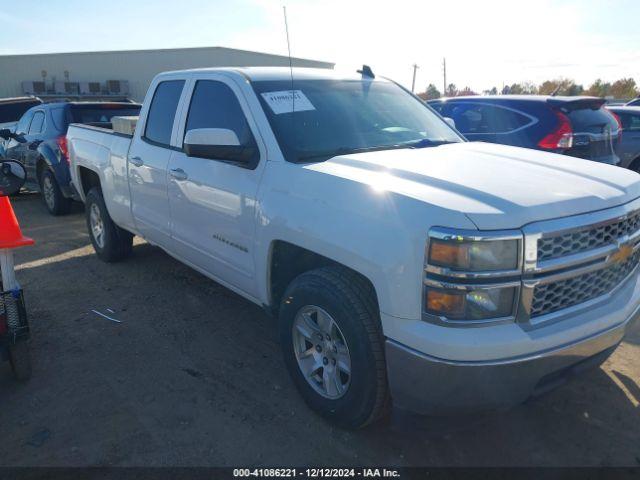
(305, 142, 640, 230)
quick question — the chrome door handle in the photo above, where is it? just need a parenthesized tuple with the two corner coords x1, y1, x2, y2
(129, 156, 144, 167)
(170, 168, 188, 181)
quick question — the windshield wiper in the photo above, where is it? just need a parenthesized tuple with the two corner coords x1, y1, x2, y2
(404, 139, 458, 148)
(296, 144, 412, 162)
(296, 139, 458, 162)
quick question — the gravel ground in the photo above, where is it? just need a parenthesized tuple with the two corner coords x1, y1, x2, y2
(1, 193, 639, 467)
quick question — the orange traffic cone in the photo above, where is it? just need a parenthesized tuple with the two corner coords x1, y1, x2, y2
(0, 196, 34, 249)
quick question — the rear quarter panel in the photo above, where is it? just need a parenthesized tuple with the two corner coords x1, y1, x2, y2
(67, 125, 136, 232)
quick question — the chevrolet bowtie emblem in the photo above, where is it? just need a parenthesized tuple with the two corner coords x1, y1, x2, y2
(610, 243, 634, 264)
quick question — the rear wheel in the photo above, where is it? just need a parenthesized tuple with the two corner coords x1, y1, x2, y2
(279, 266, 389, 429)
(40, 168, 71, 216)
(85, 187, 133, 262)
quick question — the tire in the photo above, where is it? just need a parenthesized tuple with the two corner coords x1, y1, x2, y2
(85, 187, 133, 263)
(39, 168, 71, 216)
(279, 266, 389, 429)
(9, 341, 32, 381)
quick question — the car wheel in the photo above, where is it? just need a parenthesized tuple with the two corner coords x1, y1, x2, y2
(9, 341, 32, 381)
(279, 266, 389, 429)
(39, 169, 71, 216)
(85, 187, 133, 263)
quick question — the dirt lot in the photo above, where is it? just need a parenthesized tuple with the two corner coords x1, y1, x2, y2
(1, 193, 639, 467)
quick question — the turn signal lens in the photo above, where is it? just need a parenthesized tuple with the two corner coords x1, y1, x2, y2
(426, 290, 465, 317)
(425, 287, 516, 320)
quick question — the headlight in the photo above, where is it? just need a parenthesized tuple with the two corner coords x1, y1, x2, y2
(428, 236, 519, 272)
(423, 228, 523, 325)
(425, 286, 517, 320)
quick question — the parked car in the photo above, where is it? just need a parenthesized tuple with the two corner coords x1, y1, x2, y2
(627, 97, 640, 107)
(5, 102, 141, 215)
(0, 96, 42, 131)
(429, 95, 622, 165)
(68, 67, 640, 428)
(606, 106, 640, 171)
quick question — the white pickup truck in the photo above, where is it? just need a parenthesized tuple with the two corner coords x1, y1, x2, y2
(67, 67, 640, 428)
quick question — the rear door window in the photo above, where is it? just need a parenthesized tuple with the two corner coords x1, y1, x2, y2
(144, 80, 185, 146)
(28, 111, 45, 134)
(445, 103, 530, 134)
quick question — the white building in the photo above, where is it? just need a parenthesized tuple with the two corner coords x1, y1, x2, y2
(0, 46, 334, 102)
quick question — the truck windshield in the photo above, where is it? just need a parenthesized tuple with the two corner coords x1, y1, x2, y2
(252, 79, 463, 163)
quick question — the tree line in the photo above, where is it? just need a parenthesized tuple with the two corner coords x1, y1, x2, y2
(417, 78, 639, 100)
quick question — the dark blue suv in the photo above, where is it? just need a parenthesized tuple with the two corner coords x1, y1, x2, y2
(5, 102, 141, 215)
(429, 95, 622, 165)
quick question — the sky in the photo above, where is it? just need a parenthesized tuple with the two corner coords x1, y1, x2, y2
(0, 0, 638, 93)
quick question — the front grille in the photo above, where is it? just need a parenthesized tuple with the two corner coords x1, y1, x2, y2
(531, 250, 640, 317)
(537, 210, 640, 262)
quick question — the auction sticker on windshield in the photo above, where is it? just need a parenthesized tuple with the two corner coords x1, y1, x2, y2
(261, 90, 316, 114)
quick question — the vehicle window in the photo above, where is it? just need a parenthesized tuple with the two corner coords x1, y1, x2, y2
(567, 107, 618, 134)
(429, 102, 445, 114)
(51, 107, 68, 131)
(0, 100, 41, 124)
(28, 111, 45, 134)
(619, 113, 640, 132)
(253, 79, 463, 163)
(447, 103, 530, 134)
(16, 111, 34, 134)
(70, 105, 141, 126)
(185, 80, 256, 146)
(144, 80, 185, 146)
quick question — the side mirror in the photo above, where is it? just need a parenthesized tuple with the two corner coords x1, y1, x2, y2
(183, 128, 257, 165)
(444, 117, 456, 129)
(0, 129, 26, 143)
(0, 160, 27, 197)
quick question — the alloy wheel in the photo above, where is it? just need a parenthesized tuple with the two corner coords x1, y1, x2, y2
(292, 305, 352, 399)
(89, 203, 105, 249)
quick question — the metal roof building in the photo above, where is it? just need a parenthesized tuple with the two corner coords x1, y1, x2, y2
(0, 46, 334, 102)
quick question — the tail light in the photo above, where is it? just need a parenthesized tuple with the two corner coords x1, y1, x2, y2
(610, 111, 623, 140)
(57, 136, 69, 164)
(538, 111, 573, 150)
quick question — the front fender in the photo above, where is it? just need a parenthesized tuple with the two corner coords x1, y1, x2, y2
(255, 162, 477, 321)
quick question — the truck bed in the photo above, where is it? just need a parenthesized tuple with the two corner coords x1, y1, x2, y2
(67, 122, 136, 232)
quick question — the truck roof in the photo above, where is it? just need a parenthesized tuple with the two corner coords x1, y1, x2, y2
(157, 67, 388, 83)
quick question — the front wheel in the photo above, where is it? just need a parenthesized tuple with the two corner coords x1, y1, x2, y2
(85, 187, 133, 263)
(279, 266, 389, 429)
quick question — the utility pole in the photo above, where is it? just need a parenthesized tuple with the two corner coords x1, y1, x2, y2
(442, 57, 447, 96)
(411, 64, 419, 92)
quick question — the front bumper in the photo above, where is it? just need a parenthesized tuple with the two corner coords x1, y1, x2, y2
(385, 300, 640, 416)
